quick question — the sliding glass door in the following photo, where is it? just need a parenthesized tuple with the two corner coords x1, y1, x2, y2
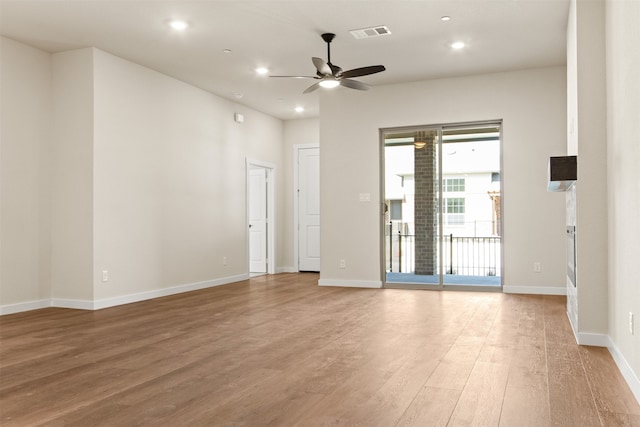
(382, 122, 502, 290)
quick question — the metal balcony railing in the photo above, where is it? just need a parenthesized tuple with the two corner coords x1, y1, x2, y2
(386, 231, 501, 277)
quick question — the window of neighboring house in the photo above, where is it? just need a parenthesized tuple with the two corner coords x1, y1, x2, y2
(390, 199, 402, 221)
(444, 197, 465, 225)
(443, 178, 465, 225)
(444, 178, 465, 192)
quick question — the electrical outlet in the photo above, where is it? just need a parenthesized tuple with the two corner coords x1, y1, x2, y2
(630, 312, 635, 335)
(533, 262, 542, 273)
(223, 256, 228, 266)
(339, 259, 346, 269)
(102, 270, 109, 282)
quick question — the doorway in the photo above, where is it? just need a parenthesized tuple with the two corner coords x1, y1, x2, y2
(381, 122, 502, 290)
(247, 159, 275, 276)
(294, 145, 320, 272)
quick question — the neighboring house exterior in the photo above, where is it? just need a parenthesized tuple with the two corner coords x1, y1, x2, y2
(385, 139, 501, 236)
(387, 172, 500, 238)
(384, 139, 501, 276)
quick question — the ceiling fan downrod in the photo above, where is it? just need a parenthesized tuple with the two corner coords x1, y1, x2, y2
(321, 33, 335, 66)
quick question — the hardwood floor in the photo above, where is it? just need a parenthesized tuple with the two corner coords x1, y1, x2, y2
(1, 273, 638, 426)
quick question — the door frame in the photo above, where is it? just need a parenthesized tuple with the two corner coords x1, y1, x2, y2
(293, 143, 320, 272)
(379, 120, 504, 291)
(246, 158, 276, 275)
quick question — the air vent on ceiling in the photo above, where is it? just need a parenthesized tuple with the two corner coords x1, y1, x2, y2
(349, 26, 391, 40)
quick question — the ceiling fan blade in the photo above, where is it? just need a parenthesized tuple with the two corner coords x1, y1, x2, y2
(312, 57, 332, 76)
(269, 75, 318, 79)
(339, 78, 371, 91)
(303, 81, 322, 94)
(339, 65, 386, 79)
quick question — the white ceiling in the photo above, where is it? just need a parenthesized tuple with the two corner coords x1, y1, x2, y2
(1, 0, 570, 120)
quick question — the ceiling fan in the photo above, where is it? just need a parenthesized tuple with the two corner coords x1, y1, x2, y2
(270, 33, 386, 94)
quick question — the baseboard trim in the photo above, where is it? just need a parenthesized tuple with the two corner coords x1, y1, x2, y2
(565, 311, 609, 347)
(0, 299, 51, 315)
(567, 312, 639, 404)
(502, 285, 566, 295)
(92, 274, 250, 310)
(51, 298, 95, 310)
(575, 332, 610, 347)
(277, 266, 298, 273)
(318, 279, 383, 289)
(1, 274, 250, 314)
(608, 339, 640, 404)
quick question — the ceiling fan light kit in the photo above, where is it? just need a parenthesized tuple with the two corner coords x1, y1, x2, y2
(319, 79, 340, 89)
(270, 32, 386, 94)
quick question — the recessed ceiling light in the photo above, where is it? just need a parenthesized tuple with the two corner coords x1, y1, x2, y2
(295, 106, 305, 113)
(223, 49, 232, 54)
(169, 20, 188, 31)
(451, 41, 465, 49)
(234, 92, 243, 99)
(441, 16, 451, 21)
(255, 67, 269, 75)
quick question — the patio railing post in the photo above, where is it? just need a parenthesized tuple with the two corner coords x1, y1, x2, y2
(449, 233, 453, 275)
(398, 231, 402, 273)
(388, 222, 393, 272)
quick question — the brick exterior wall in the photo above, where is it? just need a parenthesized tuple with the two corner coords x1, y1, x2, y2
(414, 131, 438, 275)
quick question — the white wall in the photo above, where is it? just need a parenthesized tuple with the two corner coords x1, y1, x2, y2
(565, 0, 608, 338)
(50, 48, 95, 302)
(1, 41, 287, 311)
(319, 67, 567, 291)
(92, 49, 284, 301)
(606, 0, 640, 397)
(0, 37, 52, 307)
(91, 49, 285, 302)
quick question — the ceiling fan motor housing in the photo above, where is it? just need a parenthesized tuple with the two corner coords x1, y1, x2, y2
(321, 33, 336, 43)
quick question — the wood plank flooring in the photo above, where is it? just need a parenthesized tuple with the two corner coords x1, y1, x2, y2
(1, 273, 638, 426)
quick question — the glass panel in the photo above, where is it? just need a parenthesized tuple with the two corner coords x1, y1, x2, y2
(441, 125, 501, 287)
(383, 122, 501, 289)
(384, 128, 441, 286)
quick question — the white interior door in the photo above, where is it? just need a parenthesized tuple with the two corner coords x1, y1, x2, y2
(249, 167, 267, 273)
(298, 147, 320, 271)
